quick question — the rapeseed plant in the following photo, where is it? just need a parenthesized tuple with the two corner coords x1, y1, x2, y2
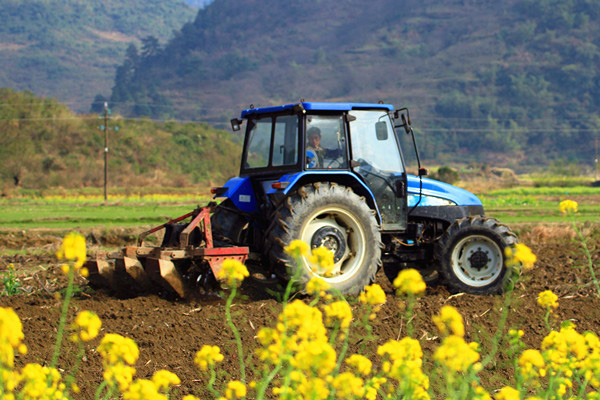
(559, 199, 600, 296)
(1, 263, 21, 296)
(393, 268, 426, 337)
(538, 290, 559, 330)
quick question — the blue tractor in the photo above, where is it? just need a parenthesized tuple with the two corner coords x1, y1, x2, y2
(86, 101, 517, 297)
(210, 101, 518, 295)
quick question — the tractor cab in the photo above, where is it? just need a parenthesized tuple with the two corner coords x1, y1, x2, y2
(230, 102, 408, 231)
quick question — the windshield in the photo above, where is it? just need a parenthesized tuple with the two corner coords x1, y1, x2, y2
(349, 110, 404, 173)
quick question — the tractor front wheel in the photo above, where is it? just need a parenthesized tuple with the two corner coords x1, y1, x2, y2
(436, 216, 518, 294)
(268, 182, 381, 295)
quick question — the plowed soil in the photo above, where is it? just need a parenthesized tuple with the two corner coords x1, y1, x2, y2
(1, 223, 600, 399)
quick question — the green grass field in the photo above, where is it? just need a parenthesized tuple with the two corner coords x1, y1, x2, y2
(0, 194, 212, 229)
(0, 186, 598, 230)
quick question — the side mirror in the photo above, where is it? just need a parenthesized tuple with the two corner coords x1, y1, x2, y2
(375, 121, 388, 140)
(394, 107, 412, 134)
(419, 167, 428, 177)
(230, 118, 243, 132)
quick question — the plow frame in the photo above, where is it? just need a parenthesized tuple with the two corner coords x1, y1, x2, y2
(86, 204, 249, 297)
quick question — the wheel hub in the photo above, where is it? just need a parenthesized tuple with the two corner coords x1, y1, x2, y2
(311, 226, 347, 262)
(468, 249, 490, 271)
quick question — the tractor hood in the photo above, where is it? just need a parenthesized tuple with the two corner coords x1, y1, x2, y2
(407, 175, 482, 207)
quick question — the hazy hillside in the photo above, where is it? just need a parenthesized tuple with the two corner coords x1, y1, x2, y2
(0, 0, 195, 113)
(0, 89, 241, 190)
(108, 0, 600, 169)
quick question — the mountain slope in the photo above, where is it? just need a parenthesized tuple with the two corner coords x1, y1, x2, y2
(0, 89, 241, 189)
(109, 0, 600, 168)
(0, 0, 195, 113)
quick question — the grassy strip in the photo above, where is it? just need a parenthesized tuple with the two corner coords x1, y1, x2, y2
(0, 202, 201, 229)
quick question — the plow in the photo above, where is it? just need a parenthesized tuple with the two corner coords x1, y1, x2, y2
(85, 204, 249, 298)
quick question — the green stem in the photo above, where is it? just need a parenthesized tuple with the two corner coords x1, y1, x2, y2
(94, 380, 108, 400)
(51, 265, 75, 368)
(481, 283, 515, 368)
(207, 368, 219, 397)
(255, 363, 283, 400)
(405, 295, 415, 338)
(64, 342, 85, 397)
(225, 285, 246, 383)
(543, 307, 551, 331)
(334, 327, 350, 374)
(573, 221, 600, 296)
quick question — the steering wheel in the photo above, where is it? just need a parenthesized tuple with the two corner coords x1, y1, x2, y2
(355, 159, 397, 196)
(326, 156, 344, 168)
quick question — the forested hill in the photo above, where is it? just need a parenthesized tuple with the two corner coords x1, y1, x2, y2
(0, 89, 241, 190)
(0, 0, 195, 113)
(108, 0, 600, 169)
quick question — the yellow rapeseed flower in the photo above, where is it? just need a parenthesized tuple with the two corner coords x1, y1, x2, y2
(495, 386, 520, 400)
(123, 379, 166, 400)
(103, 364, 136, 391)
(541, 323, 587, 370)
(518, 349, 546, 381)
(194, 345, 224, 370)
(346, 354, 373, 376)
(217, 259, 249, 287)
(433, 305, 465, 337)
(0, 307, 25, 368)
(19, 363, 67, 400)
(70, 310, 102, 342)
(295, 377, 329, 400)
(559, 199, 578, 215)
(322, 301, 352, 329)
(151, 370, 180, 391)
(224, 380, 247, 399)
(97, 333, 139, 366)
(279, 300, 327, 343)
(359, 284, 386, 307)
(306, 277, 330, 296)
(393, 269, 426, 296)
(434, 335, 480, 372)
(309, 246, 336, 275)
(56, 232, 87, 270)
(504, 243, 537, 271)
(332, 372, 365, 398)
(291, 339, 337, 375)
(285, 240, 311, 258)
(537, 290, 559, 310)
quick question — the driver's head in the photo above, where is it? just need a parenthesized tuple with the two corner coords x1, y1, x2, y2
(307, 127, 321, 148)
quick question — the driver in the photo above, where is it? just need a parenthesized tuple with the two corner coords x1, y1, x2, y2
(306, 127, 342, 168)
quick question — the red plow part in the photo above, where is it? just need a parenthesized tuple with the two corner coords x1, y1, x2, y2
(85, 205, 249, 297)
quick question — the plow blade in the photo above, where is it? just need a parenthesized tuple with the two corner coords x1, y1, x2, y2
(143, 257, 188, 298)
(115, 253, 154, 293)
(85, 257, 116, 289)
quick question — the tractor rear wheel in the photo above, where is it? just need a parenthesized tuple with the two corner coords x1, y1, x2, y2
(268, 182, 381, 295)
(436, 216, 518, 294)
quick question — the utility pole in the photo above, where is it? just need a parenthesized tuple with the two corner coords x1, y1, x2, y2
(99, 102, 118, 201)
(104, 102, 109, 201)
(595, 137, 599, 182)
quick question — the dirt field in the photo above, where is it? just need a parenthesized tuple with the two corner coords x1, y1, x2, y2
(2, 224, 600, 399)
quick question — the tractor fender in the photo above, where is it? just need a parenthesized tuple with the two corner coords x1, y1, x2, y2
(214, 177, 258, 213)
(267, 171, 383, 223)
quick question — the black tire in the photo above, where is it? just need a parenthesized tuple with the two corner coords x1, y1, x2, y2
(268, 182, 382, 295)
(436, 216, 518, 295)
(211, 199, 248, 246)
